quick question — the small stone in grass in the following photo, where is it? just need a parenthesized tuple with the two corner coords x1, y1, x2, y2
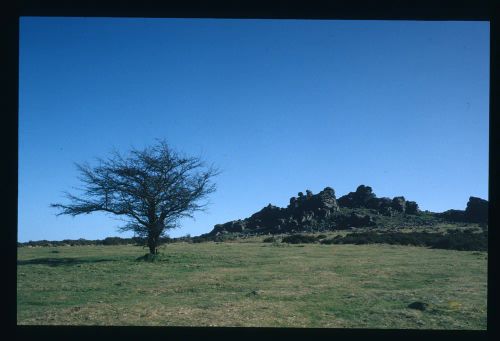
(408, 301, 429, 311)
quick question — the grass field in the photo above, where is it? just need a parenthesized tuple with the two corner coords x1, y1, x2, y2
(17, 239, 487, 328)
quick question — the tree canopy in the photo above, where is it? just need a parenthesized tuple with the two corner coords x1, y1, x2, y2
(51, 140, 219, 254)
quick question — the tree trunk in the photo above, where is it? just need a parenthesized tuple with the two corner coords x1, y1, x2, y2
(147, 220, 165, 255)
(148, 243, 157, 255)
(147, 236, 158, 255)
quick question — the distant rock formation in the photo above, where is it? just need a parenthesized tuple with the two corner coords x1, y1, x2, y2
(210, 187, 341, 236)
(436, 196, 488, 224)
(206, 185, 487, 236)
(208, 185, 424, 236)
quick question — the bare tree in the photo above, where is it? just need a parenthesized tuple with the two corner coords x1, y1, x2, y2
(51, 140, 219, 255)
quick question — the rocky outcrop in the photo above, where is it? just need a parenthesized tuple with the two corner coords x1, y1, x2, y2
(405, 201, 419, 215)
(337, 185, 376, 208)
(436, 196, 488, 224)
(338, 187, 419, 215)
(208, 187, 341, 235)
(287, 187, 339, 221)
(392, 196, 406, 212)
(211, 220, 247, 235)
(335, 212, 376, 229)
(465, 196, 488, 223)
(207, 185, 412, 236)
(206, 185, 485, 237)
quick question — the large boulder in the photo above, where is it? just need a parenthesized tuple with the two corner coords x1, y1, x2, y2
(287, 187, 339, 214)
(405, 201, 419, 215)
(337, 185, 376, 208)
(210, 219, 247, 235)
(376, 197, 395, 216)
(437, 197, 488, 223)
(391, 196, 406, 212)
(250, 204, 284, 221)
(317, 187, 338, 210)
(465, 196, 488, 223)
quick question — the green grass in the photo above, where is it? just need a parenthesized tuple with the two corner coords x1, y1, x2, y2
(17, 241, 487, 328)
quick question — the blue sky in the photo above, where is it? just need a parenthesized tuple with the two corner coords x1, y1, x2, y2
(18, 18, 489, 242)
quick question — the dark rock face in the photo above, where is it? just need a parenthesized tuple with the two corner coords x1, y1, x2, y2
(375, 197, 394, 215)
(338, 187, 417, 216)
(435, 196, 488, 224)
(405, 201, 419, 215)
(336, 212, 376, 229)
(391, 196, 406, 212)
(465, 196, 488, 223)
(211, 220, 247, 235)
(337, 185, 376, 208)
(288, 187, 339, 213)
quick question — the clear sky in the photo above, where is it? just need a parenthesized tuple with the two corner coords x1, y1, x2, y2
(18, 18, 489, 242)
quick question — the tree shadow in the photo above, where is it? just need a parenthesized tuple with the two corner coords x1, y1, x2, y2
(17, 257, 116, 267)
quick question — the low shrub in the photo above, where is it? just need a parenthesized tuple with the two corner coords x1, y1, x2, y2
(103, 237, 124, 245)
(281, 234, 320, 244)
(263, 236, 277, 243)
(319, 230, 487, 251)
(192, 236, 211, 243)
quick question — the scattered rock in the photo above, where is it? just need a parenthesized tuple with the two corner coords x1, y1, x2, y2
(408, 301, 429, 311)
